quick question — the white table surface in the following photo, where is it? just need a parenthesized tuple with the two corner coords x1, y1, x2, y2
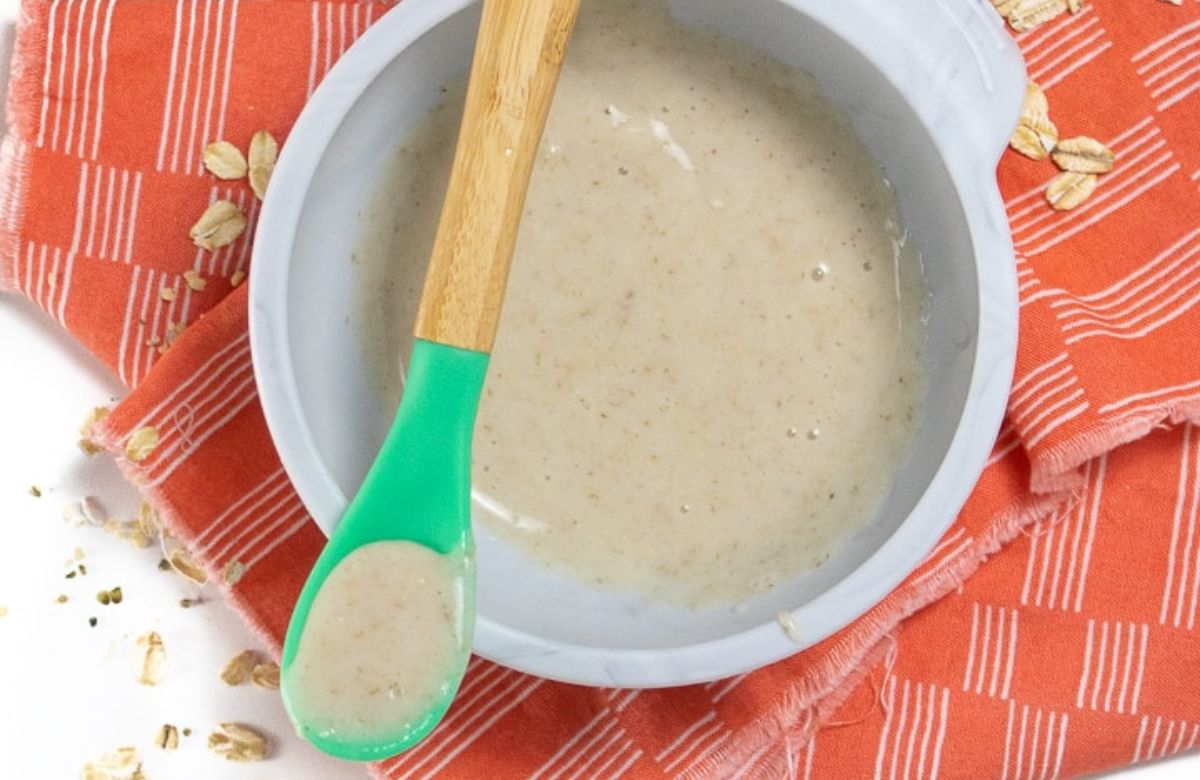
(0, 1, 1193, 777)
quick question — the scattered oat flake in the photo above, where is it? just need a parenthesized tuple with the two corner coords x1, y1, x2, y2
(125, 427, 160, 462)
(159, 286, 177, 302)
(75, 546, 86, 560)
(223, 559, 246, 586)
(79, 406, 110, 455)
(154, 723, 180, 751)
(1007, 0, 1069, 31)
(190, 200, 247, 251)
(251, 661, 280, 690)
(136, 501, 161, 541)
(208, 722, 269, 762)
(78, 438, 102, 456)
(1010, 82, 1058, 160)
(125, 523, 152, 547)
(248, 130, 278, 200)
(1046, 171, 1098, 210)
(81, 746, 144, 780)
(0, 606, 8, 617)
(56, 594, 68, 604)
(229, 270, 246, 287)
(136, 631, 167, 685)
(203, 140, 248, 179)
(183, 269, 208, 291)
(81, 496, 108, 526)
(249, 165, 272, 201)
(80, 405, 111, 430)
(168, 548, 208, 585)
(1052, 135, 1115, 173)
(161, 320, 188, 351)
(29, 485, 42, 497)
(1022, 80, 1049, 118)
(1010, 120, 1057, 161)
(220, 649, 258, 686)
(248, 130, 278, 169)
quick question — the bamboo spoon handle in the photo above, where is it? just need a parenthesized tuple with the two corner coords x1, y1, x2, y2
(414, 0, 582, 354)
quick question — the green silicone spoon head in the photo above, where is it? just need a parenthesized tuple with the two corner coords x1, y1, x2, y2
(279, 340, 488, 761)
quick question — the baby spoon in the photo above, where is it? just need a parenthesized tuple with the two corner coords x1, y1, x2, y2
(280, 0, 581, 761)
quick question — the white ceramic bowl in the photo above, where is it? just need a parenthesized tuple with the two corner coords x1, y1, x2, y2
(250, 0, 1024, 688)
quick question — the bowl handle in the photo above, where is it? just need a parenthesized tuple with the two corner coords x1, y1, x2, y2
(929, 0, 1027, 159)
(781, 0, 1027, 167)
(900, 0, 1028, 166)
(808, 0, 1026, 166)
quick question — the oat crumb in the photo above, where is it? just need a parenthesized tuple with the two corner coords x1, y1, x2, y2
(81, 746, 144, 780)
(183, 269, 208, 291)
(167, 548, 208, 585)
(78, 407, 110, 455)
(251, 661, 280, 689)
(135, 631, 167, 685)
(220, 649, 258, 686)
(125, 427, 160, 462)
(154, 723, 180, 751)
(208, 723, 269, 762)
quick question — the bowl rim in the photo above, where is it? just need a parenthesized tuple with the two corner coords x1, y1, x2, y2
(249, 0, 1021, 687)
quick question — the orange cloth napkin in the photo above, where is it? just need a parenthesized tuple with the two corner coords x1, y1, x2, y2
(3, 0, 1200, 777)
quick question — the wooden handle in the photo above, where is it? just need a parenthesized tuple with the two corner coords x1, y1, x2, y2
(414, 0, 581, 353)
